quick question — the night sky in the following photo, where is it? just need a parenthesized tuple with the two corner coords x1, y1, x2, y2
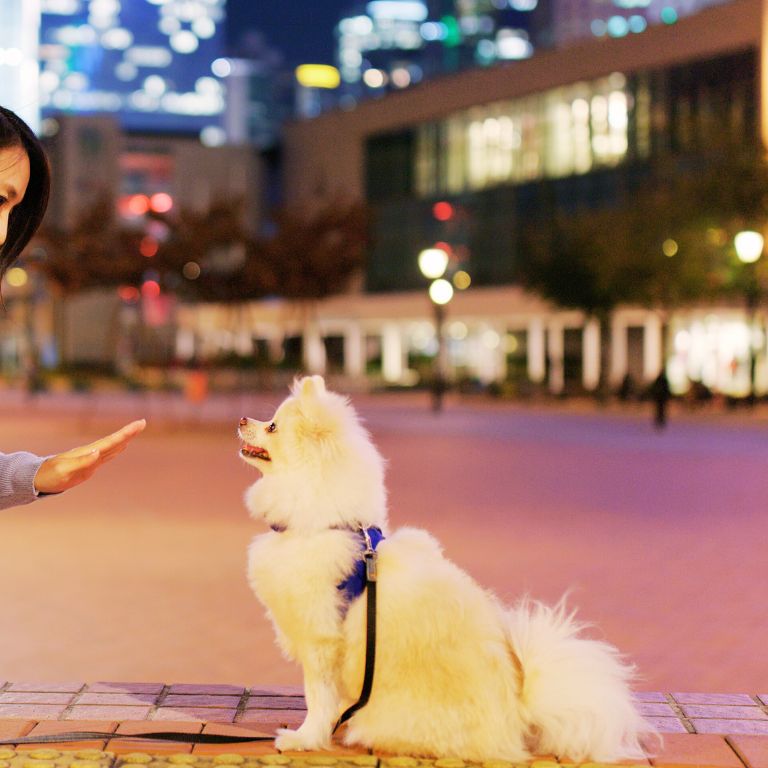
(226, 0, 354, 67)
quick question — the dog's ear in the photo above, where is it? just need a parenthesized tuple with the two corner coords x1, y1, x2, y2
(293, 375, 346, 448)
(298, 375, 326, 400)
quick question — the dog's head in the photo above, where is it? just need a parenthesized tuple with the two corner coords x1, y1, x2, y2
(238, 375, 388, 530)
(238, 375, 352, 473)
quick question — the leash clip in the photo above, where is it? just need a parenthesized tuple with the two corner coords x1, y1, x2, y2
(361, 526, 378, 582)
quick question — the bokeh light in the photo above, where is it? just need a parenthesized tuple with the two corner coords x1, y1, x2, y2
(429, 278, 454, 305)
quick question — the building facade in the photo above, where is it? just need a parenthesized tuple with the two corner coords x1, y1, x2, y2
(37, 0, 227, 135)
(209, 0, 767, 398)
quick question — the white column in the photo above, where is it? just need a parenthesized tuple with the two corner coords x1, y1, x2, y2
(343, 322, 365, 378)
(643, 312, 664, 381)
(582, 317, 601, 390)
(303, 323, 326, 375)
(547, 319, 564, 394)
(476, 325, 505, 384)
(527, 317, 546, 383)
(610, 314, 628, 386)
(381, 323, 404, 383)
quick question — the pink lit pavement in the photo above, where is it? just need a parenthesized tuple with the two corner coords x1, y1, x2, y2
(1, 388, 767, 766)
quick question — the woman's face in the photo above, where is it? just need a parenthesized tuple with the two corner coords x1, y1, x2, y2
(0, 144, 31, 248)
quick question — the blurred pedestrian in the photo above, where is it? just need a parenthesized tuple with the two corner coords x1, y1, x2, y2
(650, 369, 671, 429)
(1, 105, 145, 509)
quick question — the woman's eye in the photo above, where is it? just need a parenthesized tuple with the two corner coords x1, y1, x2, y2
(266, 422, 277, 433)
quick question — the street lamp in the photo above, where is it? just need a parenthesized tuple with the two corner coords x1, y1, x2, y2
(734, 229, 764, 404)
(418, 246, 454, 412)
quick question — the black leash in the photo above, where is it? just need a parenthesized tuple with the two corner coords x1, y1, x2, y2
(0, 530, 380, 748)
(333, 526, 378, 733)
(0, 731, 273, 746)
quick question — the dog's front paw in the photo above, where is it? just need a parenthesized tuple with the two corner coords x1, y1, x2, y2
(275, 727, 329, 753)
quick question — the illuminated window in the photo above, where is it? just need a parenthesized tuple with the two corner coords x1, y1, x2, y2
(414, 71, 634, 195)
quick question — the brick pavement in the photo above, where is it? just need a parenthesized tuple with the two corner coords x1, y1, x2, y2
(0, 683, 767, 767)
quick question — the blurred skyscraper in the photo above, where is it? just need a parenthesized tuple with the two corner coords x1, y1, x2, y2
(333, 0, 737, 105)
(37, 0, 227, 136)
(0, 0, 42, 131)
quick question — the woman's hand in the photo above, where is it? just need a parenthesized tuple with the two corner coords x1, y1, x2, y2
(34, 419, 146, 495)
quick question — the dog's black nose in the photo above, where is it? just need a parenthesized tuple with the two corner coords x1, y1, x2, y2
(239, 417, 248, 426)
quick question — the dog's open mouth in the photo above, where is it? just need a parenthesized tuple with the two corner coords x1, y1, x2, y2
(241, 442, 271, 461)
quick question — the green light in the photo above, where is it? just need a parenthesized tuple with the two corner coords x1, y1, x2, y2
(660, 6, 678, 24)
(441, 15, 462, 47)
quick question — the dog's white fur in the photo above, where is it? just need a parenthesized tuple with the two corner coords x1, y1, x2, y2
(240, 376, 655, 761)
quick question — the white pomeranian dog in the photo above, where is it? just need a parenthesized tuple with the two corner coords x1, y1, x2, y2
(238, 376, 655, 762)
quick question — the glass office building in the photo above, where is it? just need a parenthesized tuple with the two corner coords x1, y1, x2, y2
(38, 0, 227, 134)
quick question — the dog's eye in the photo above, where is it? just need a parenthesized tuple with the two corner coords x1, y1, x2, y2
(266, 422, 277, 433)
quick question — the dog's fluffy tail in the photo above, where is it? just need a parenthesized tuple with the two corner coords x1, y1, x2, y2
(505, 597, 658, 763)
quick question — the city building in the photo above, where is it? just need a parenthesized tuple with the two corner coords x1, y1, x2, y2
(0, 114, 261, 376)
(181, 0, 767, 398)
(331, 0, 740, 110)
(335, 0, 541, 105)
(37, 0, 227, 136)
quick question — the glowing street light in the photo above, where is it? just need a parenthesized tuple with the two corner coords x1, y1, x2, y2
(428, 277, 454, 305)
(734, 229, 764, 404)
(418, 247, 464, 412)
(734, 230, 764, 264)
(418, 247, 449, 280)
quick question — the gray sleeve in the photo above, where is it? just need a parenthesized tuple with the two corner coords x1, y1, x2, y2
(0, 451, 47, 510)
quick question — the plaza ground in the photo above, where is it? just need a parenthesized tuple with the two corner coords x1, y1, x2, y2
(1, 389, 767, 766)
(0, 387, 765, 694)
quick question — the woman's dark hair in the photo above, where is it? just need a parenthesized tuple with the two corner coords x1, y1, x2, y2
(0, 106, 51, 282)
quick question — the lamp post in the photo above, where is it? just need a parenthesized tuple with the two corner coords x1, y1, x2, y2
(418, 247, 453, 412)
(734, 230, 764, 404)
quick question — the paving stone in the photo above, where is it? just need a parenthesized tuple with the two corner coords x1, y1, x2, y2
(65, 707, 153, 721)
(235, 711, 303, 730)
(153, 710, 237, 724)
(727, 734, 768, 768)
(162, 698, 241, 710)
(691, 721, 768, 736)
(0, 694, 76, 706)
(167, 687, 245, 697)
(647, 717, 689, 734)
(635, 694, 669, 704)
(638, 704, 677, 717)
(192, 724, 278, 756)
(0, 705, 67, 719)
(5, 684, 85, 694)
(86, 684, 165, 696)
(110, 720, 203, 755)
(0, 720, 35, 740)
(649, 733, 743, 767)
(76, 695, 160, 707)
(19, 719, 118, 751)
(671, 694, 756, 707)
(247, 687, 303, 698)
(243, 698, 305, 712)
(682, 706, 767, 720)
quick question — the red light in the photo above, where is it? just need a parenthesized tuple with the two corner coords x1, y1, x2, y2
(432, 201, 454, 221)
(117, 285, 140, 303)
(150, 192, 173, 213)
(140, 236, 159, 258)
(127, 194, 150, 216)
(141, 280, 161, 298)
(434, 241, 453, 255)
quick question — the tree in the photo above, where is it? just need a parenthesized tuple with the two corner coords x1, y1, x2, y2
(520, 138, 768, 393)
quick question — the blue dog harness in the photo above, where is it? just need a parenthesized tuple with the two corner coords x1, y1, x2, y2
(337, 526, 385, 602)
